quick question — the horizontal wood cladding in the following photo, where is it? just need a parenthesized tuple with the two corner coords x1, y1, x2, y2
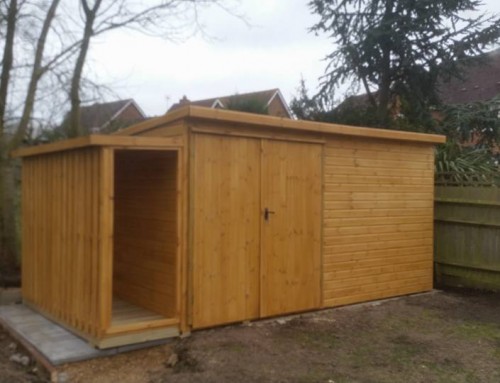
(113, 150, 178, 318)
(21, 148, 103, 337)
(323, 136, 435, 307)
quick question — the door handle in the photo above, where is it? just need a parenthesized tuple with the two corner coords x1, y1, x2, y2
(264, 208, 275, 221)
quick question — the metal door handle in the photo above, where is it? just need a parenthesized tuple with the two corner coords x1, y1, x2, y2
(264, 208, 275, 221)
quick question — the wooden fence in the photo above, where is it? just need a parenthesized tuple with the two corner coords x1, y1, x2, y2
(434, 186, 500, 291)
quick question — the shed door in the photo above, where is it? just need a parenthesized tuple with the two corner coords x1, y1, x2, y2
(192, 134, 322, 328)
(192, 135, 261, 328)
(260, 140, 322, 317)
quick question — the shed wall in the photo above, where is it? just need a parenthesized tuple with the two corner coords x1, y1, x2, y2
(22, 148, 104, 337)
(322, 136, 435, 307)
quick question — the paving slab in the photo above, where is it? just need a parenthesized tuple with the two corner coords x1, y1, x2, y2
(0, 304, 170, 366)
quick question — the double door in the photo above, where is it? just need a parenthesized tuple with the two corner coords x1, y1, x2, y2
(191, 134, 322, 328)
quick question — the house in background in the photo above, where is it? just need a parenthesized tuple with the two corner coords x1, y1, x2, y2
(168, 88, 293, 118)
(72, 99, 147, 134)
(334, 48, 500, 116)
(438, 48, 500, 105)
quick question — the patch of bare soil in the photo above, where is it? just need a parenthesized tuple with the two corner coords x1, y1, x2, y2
(3, 289, 500, 383)
(145, 289, 500, 383)
(0, 328, 49, 383)
(61, 344, 175, 383)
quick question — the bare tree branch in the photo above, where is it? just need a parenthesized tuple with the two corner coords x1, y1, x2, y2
(10, 0, 61, 149)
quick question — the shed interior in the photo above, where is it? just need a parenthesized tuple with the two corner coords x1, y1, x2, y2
(111, 149, 178, 327)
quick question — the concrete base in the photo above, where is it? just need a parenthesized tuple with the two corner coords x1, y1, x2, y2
(0, 304, 171, 366)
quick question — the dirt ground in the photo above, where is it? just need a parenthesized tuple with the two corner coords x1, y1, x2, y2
(2, 288, 500, 383)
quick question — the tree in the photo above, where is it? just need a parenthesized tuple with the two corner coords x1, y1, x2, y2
(66, 0, 240, 137)
(309, 0, 500, 128)
(434, 96, 500, 185)
(226, 96, 269, 115)
(290, 78, 332, 121)
(290, 78, 394, 128)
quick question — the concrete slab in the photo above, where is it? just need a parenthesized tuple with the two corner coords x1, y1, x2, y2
(0, 304, 170, 366)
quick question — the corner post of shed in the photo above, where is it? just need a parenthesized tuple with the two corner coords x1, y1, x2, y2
(98, 147, 114, 337)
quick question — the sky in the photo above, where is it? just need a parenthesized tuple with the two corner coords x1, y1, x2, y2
(87, 0, 500, 117)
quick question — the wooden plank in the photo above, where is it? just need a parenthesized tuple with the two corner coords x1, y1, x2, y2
(190, 124, 326, 144)
(325, 165, 434, 178)
(185, 130, 196, 332)
(184, 107, 445, 143)
(325, 222, 433, 236)
(260, 140, 322, 317)
(106, 319, 179, 335)
(324, 215, 432, 228)
(176, 144, 188, 331)
(324, 191, 433, 202)
(325, 174, 433, 186)
(325, 199, 434, 210)
(323, 283, 432, 307)
(324, 208, 433, 219)
(12, 135, 183, 158)
(97, 326, 179, 349)
(110, 106, 445, 144)
(326, 136, 435, 153)
(329, 156, 433, 170)
(99, 148, 114, 334)
(324, 147, 434, 163)
(191, 134, 261, 329)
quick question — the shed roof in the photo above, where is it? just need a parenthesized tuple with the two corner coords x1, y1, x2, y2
(14, 106, 445, 158)
(12, 135, 182, 158)
(119, 105, 445, 143)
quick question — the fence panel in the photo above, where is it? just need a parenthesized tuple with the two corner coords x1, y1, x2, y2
(434, 186, 500, 291)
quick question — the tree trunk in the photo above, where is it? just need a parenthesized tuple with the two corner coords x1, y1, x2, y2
(11, 0, 61, 148)
(0, 0, 17, 137)
(67, 0, 102, 137)
(376, 0, 394, 127)
(0, 0, 18, 277)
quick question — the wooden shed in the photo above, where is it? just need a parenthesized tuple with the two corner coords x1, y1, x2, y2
(14, 106, 445, 348)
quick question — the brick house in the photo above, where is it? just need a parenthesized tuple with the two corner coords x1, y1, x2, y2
(168, 89, 292, 118)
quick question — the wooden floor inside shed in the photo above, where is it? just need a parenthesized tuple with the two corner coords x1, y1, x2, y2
(111, 298, 164, 327)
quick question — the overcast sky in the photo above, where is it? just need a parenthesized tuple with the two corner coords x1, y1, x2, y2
(88, 0, 500, 117)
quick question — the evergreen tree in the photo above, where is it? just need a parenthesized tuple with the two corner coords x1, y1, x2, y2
(309, 0, 500, 128)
